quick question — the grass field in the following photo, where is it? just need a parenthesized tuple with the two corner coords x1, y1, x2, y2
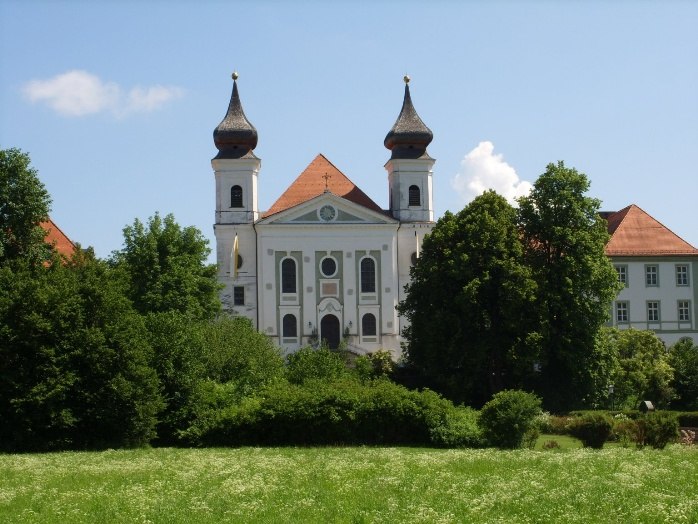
(1, 445, 697, 523)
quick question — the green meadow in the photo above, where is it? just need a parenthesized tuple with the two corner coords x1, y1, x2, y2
(1, 445, 697, 523)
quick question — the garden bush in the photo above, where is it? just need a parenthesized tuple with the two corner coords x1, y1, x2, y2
(182, 377, 484, 447)
(286, 346, 347, 385)
(478, 390, 542, 449)
(677, 412, 698, 427)
(634, 412, 679, 449)
(569, 413, 613, 449)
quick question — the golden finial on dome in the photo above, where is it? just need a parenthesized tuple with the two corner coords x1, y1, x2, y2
(403, 74, 410, 84)
(232, 71, 239, 81)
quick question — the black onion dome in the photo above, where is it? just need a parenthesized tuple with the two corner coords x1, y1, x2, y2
(384, 78, 433, 159)
(213, 74, 258, 159)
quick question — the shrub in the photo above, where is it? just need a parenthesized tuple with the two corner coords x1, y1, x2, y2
(635, 412, 679, 449)
(611, 414, 637, 448)
(183, 377, 485, 448)
(429, 405, 485, 448)
(569, 413, 613, 449)
(535, 412, 572, 435)
(354, 350, 394, 381)
(677, 412, 698, 427)
(479, 390, 542, 449)
(522, 427, 540, 450)
(286, 346, 347, 385)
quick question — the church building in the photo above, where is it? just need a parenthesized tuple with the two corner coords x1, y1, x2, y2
(211, 74, 434, 355)
(211, 74, 697, 355)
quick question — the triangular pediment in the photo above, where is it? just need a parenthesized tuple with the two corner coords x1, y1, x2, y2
(256, 192, 395, 225)
(262, 154, 385, 219)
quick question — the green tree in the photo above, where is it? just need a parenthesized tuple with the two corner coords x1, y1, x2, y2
(668, 337, 697, 410)
(0, 147, 52, 266)
(0, 250, 162, 451)
(518, 162, 620, 411)
(111, 212, 220, 320)
(601, 328, 673, 409)
(399, 191, 537, 405)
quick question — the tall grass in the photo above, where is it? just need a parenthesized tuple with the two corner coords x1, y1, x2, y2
(1, 446, 696, 523)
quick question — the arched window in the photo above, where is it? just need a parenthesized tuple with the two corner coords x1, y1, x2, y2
(282, 314, 297, 337)
(360, 257, 376, 294)
(362, 313, 377, 336)
(408, 185, 420, 206)
(230, 185, 243, 208)
(281, 258, 297, 294)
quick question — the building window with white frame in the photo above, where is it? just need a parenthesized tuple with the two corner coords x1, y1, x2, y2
(281, 258, 297, 294)
(647, 301, 659, 322)
(678, 300, 691, 323)
(676, 264, 689, 286)
(645, 265, 658, 286)
(282, 314, 297, 338)
(616, 301, 629, 323)
(360, 257, 376, 294)
(362, 313, 377, 337)
(615, 265, 628, 287)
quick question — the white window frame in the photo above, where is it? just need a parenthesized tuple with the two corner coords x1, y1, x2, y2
(646, 301, 659, 323)
(615, 265, 628, 287)
(645, 264, 658, 287)
(616, 301, 629, 323)
(280, 256, 299, 301)
(676, 264, 689, 286)
(678, 300, 691, 323)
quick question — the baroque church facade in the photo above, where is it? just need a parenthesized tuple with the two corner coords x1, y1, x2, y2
(210, 74, 697, 355)
(211, 74, 434, 355)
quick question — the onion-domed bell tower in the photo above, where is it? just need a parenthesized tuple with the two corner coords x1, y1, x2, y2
(212, 72, 259, 321)
(384, 75, 435, 222)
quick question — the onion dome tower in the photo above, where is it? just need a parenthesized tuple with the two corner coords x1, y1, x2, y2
(212, 72, 260, 321)
(213, 72, 259, 159)
(384, 76, 434, 160)
(384, 76, 435, 222)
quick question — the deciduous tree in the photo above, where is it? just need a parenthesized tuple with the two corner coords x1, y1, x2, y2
(399, 191, 537, 405)
(111, 212, 220, 320)
(0, 147, 52, 266)
(518, 162, 620, 411)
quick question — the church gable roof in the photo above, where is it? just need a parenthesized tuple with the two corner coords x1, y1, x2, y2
(263, 154, 385, 218)
(604, 204, 698, 256)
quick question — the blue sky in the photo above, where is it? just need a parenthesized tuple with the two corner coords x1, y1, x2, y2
(2, 1, 697, 261)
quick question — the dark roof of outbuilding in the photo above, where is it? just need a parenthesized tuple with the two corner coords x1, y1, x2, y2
(213, 73, 258, 160)
(384, 78, 433, 159)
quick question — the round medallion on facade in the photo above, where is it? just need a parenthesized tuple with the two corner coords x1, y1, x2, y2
(319, 205, 336, 222)
(320, 256, 337, 277)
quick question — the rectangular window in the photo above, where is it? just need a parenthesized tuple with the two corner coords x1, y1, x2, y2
(676, 264, 689, 286)
(233, 286, 245, 306)
(647, 301, 659, 322)
(615, 265, 628, 287)
(616, 302, 629, 323)
(645, 265, 658, 287)
(678, 300, 691, 322)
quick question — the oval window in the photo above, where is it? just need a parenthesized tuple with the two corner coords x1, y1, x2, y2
(321, 257, 337, 277)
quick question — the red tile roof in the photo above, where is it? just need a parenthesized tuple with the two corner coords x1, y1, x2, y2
(604, 204, 698, 256)
(263, 154, 385, 218)
(41, 219, 76, 258)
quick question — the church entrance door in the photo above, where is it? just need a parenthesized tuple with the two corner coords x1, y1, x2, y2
(320, 314, 340, 349)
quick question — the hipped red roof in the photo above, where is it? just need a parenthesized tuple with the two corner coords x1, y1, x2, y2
(604, 204, 698, 256)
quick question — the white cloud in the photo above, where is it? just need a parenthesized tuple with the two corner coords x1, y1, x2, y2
(22, 70, 184, 117)
(451, 141, 532, 205)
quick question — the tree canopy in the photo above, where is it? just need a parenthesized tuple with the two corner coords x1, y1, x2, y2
(399, 191, 537, 405)
(518, 162, 620, 411)
(0, 147, 52, 266)
(111, 212, 221, 320)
